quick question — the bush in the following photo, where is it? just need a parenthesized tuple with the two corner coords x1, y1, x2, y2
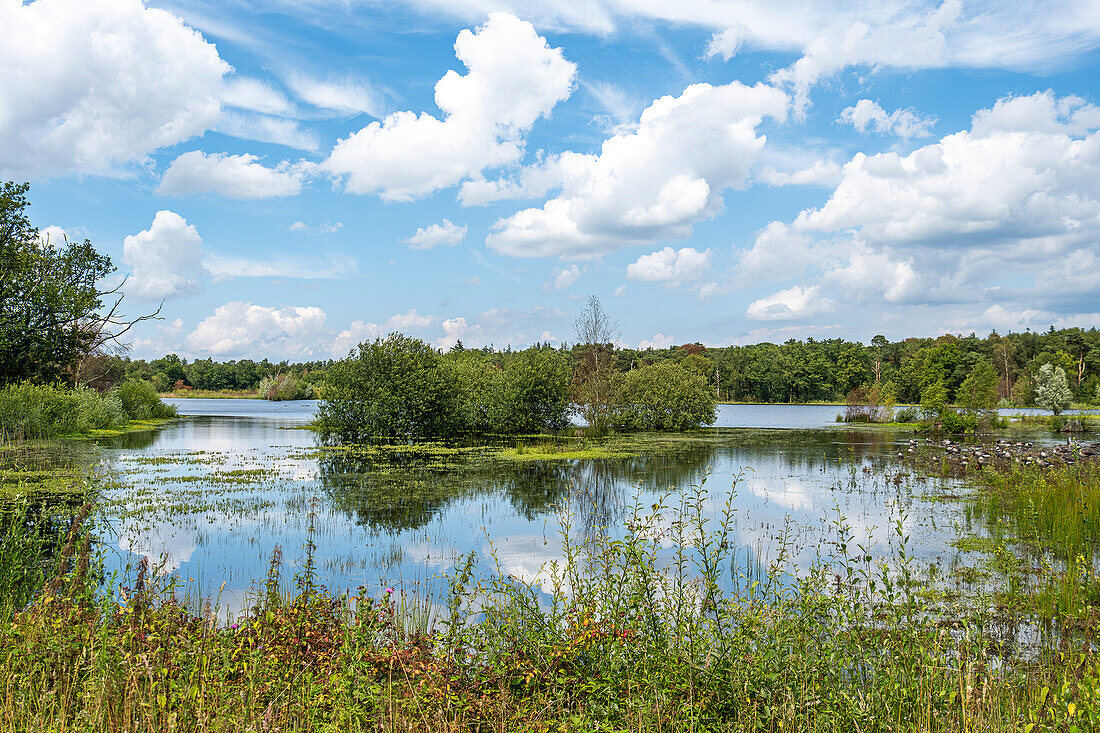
(0, 382, 175, 440)
(258, 374, 315, 401)
(114, 381, 177, 420)
(609, 361, 717, 431)
(318, 334, 458, 440)
(842, 385, 889, 422)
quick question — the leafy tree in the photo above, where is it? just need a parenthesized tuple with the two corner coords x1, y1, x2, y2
(610, 361, 717, 431)
(1035, 363, 1072, 415)
(956, 360, 998, 414)
(317, 333, 457, 440)
(1, 182, 112, 384)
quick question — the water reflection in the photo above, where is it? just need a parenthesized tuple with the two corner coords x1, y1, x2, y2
(83, 403, 992, 613)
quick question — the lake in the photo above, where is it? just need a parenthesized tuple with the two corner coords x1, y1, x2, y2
(88, 399, 1070, 617)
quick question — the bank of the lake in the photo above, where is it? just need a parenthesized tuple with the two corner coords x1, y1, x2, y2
(2, 399, 1099, 731)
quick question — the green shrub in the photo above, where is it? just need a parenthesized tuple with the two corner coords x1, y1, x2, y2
(610, 361, 717, 431)
(0, 382, 174, 439)
(114, 381, 177, 420)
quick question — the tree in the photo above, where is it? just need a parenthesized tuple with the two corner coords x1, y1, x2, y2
(572, 295, 619, 433)
(1035, 363, 1072, 415)
(610, 361, 717, 431)
(317, 333, 458, 439)
(0, 181, 157, 385)
(956, 360, 998, 414)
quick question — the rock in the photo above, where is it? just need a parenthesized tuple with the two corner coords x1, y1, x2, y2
(1060, 420, 1088, 433)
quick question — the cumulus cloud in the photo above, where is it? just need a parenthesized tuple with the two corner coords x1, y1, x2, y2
(436, 317, 481, 350)
(0, 0, 229, 177)
(797, 91, 1100, 252)
(187, 302, 327, 358)
(486, 81, 787, 258)
(839, 99, 936, 139)
(331, 310, 435, 356)
(738, 222, 818, 280)
(404, 219, 468, 249)
(123, 211, 207, 300)
(638, 333, 675, 350)
(324, 13, 576, 201)
(158, 151, 317, 199)
(626, 246, 711, 286)
(544, 264, 582, 291)
(732, 90, 1100, 318)
(745, 285, 830, 320)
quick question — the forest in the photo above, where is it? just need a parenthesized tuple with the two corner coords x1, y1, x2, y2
(117, 326, 1100, 407)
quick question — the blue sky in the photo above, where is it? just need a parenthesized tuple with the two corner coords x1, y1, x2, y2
(5, 0, 1100, 360)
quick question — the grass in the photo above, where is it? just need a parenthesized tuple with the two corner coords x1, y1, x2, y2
(0, 382, 176, 441)
(4, 469, 1100, 732)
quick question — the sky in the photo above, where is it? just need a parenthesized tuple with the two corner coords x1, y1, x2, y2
(5, 0, 1100, 361)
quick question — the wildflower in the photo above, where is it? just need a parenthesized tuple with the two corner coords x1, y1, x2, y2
(385, 587, 395, 595)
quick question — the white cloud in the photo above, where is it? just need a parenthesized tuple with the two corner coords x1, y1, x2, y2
(403, 219, 468, 249)
(158, 151, 316, 199)
(0, 0, 229, 177)
(290, 220, 342, 235)
(821, 244, 920, 304)
(39, 225, 71, 248)
(204, 253, 357, 280)
(187, 302, 327, 358)
(285, 73, 384, 116)
(221, 77, 296, 117)
(756, 159, 843, 187)
(739, 221, 817, 280)
(379, 1, 1100, 113)
(797, 91, 1100, 252)
(330, 310, 435, 356)
(839, 99, 936, 139)
(213, 111, 322, 152)
(486, 81, 787, 258)
(436, 317, 481, 349)
(626, 246, 711, 286)
(638, 333, 675, 349)
(324, 13, 576, 201)
(123, 211, 207, 300)
(745, 285, 830, 321)
(544, 264, 582, 291)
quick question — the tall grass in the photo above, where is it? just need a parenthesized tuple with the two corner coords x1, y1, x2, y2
(2, 475, 1096, 731)
(0, 382, 175, 440)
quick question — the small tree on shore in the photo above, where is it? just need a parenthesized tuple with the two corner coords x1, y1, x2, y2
(572, 295, 619, 434)
(1035, 363, 1072, 415)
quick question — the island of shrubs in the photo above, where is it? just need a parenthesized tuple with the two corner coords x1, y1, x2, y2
(317, 333, 717, 440)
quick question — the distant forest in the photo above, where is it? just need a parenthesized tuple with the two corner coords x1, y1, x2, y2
(108, 327, 1100, 406)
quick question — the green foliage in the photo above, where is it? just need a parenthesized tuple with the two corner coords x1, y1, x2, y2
(318, 333, 458, 440)
(114, 381, 177, 420)
(320, 338, 572, 439)
(957, 359, 998, 413)
(0, 382, 174, 440)
(610, 361, 717, 430)
(1036, 363, 1073, 415)
(0, 182, 115, 385)
(257, 373, 315, 401)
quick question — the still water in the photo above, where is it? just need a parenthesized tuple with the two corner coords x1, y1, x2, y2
(88, 400, 1057, 614)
